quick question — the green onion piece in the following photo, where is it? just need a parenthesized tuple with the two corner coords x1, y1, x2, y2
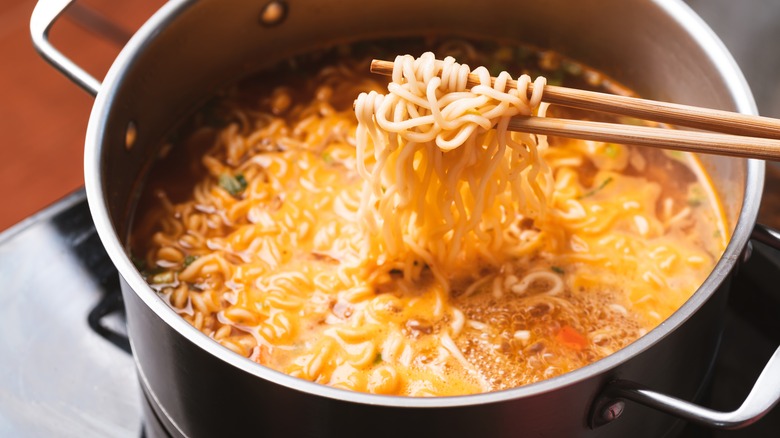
(219, 173, 248, 196)
(374, 353, 383, 364)
(688, 197, 703, 207)
(183, 255, 198, 268)
(132, 256, 165, 278)
(604, 143, 619, 158)
(688, 185, 706, 207)
(598, 177, 614, 190)
(551, 266, 565, 274)
(666, 150, 686, 161)
(578, 177, 614, 199)
(131, 255, 147, 272)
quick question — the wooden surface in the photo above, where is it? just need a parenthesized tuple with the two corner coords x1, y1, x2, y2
(0, 0, 164, 232)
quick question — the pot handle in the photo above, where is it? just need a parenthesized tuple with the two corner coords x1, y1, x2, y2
(592, 223, 780, 430)
(597, 349, 780, 429)
(752, 222, 780, 250)
(31, 0, 101, 96)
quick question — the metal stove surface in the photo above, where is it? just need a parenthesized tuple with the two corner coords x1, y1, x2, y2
(0, 192, 140, 437)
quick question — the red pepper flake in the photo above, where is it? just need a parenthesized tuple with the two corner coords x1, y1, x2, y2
(557, 325, 588, 350)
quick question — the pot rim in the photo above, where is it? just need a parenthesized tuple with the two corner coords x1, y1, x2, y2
(84, 0, 765, 408)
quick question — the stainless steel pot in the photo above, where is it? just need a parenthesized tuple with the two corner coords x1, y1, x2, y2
(32, 0, 780, 436)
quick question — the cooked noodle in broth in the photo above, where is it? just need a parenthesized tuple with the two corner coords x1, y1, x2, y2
(131, 39, 728, 396)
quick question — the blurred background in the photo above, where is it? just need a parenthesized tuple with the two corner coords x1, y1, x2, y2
(0, 0, 778, 231)
(0, 0, 165, 231)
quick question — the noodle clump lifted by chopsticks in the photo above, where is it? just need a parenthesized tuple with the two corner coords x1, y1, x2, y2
(354, 52, 552, 286)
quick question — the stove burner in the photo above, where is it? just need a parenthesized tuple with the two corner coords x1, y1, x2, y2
(47, 190, 133, 354)
(88, 288, 132, 354)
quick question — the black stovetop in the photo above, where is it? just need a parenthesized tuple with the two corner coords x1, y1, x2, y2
(0, 192, 140, 437)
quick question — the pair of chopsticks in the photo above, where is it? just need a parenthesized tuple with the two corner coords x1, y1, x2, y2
(370, 59, 780, 161)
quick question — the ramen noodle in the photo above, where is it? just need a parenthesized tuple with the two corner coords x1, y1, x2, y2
(131, 38, 728, 396)
(355, 52, 552, 287)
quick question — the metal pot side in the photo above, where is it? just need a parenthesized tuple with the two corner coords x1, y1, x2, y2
(76, 0, 763, 436)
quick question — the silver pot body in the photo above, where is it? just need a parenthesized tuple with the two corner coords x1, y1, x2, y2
(70, 0, 764, 436)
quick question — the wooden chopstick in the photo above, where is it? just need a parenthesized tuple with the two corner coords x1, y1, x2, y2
(370, 59, 780, 147)
(509, 116, 780, 161)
